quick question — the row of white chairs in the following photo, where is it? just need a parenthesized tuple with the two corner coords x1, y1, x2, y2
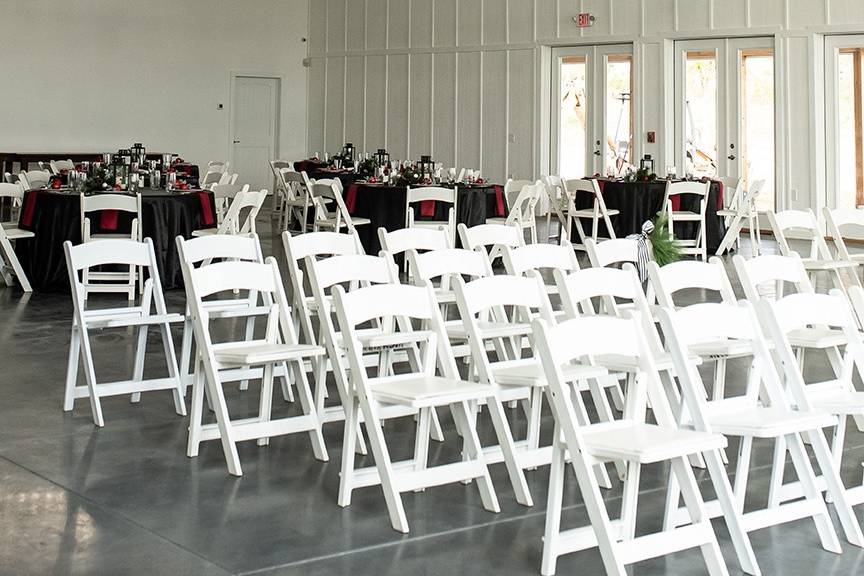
(60, 218, 864, 575)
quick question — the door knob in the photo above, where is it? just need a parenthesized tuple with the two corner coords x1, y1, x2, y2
(593, 150, 601, 156)
(233, 140, 240, 144)
(727, 154, 736, 160)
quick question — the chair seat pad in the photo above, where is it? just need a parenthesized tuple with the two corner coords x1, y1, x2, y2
(191, 228, 218, 237)
(807, 388, 864, 415)
(446, 320, 531, 341)
(371, 375, 494, 408)
(570, 209, 620, 218)
(689, 338, 757, 358)
(787, 327, 847, 349)
(491, 358, 607, 387)
(2, 226, 34, 240)
(801, 258, 858, 271)
(708, 406, 836, 438)
(581, 421, 726, 464)
(215, 342, 325, 366)
(668, 211, 702, 219)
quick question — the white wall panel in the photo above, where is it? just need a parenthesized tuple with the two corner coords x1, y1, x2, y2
(642, 0, 675, 34)
(345, 56, 366, 148)
(387, 54, 410, 158)
(365, 55, 387, 151)
(829, 0, 864, 23)
(789, 0, 826, 29)
(482, 51, 507, 179)
(346, 0, 366, 51)
(458, 0, 483, 47)
(410, 0, 433, 48)
(785, 37, 812, 209)
(582, 0, 613, 38)
(611, 0, 640, 36)
(307, 58, 327, 155)
(325, 56, 345, 150)
(508, 0, 535, 44)
(434, 0, 457, 46)
(409, 53, 433, 157)
(326, 0, 346, 52)
(433, 53, 457, 167)
(388, 0, 410, 49)
(712, 0, 747, 30)
(483, 0, 508, 45)
(676, 0, 710, 31)
(749, 0, 785, 27)
(309, 0, 327, 54)
(508, 50, 534, 179)
(366, 0, 387, 50)
(535, 0, 557, 39)
(457, 52, 482, 170)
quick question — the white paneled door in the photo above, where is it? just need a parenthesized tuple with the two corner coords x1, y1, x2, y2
(551, 44, 633, 180)
(231, 76, 280, 192)
(674, 38, 775, 211)
(825, 35, 864, 210)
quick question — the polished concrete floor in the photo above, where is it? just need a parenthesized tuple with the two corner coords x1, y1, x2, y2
(3, 213, 864, 575)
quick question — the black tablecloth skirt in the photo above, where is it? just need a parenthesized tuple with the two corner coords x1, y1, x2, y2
(571, 180, 726, 253)
(346, 183, 502, 254)
(15, 190, 218, 291)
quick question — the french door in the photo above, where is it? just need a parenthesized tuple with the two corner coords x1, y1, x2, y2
(825, 35, 864, 209)
(674, 38, 776, 211)
(551, 44, 634, 179)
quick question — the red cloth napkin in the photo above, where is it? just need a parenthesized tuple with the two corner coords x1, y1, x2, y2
(100, 210, 119, 230)
(198, 191, 216, 226)
(493, 185, 505, 217)
(345, 183, 359, 213)
(420, 200, 435, 217)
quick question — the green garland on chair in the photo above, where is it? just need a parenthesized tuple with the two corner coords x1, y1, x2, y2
(649, 211, 682, 266)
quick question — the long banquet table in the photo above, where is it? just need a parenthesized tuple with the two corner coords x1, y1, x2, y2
(15, 189, 218, 290)
(344, 182, 505, 254)
(572, 179, 726, 253)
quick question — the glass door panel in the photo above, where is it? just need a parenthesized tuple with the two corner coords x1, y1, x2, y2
(826, 37, 864, 210)
(606, 55, 633, 176)
(558, 56, 588, 179)
(684, 50, 719, 178)
(740, 49, 775, 211)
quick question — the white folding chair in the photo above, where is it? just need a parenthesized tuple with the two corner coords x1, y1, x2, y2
(200, 170, 223, 189)
(63, 239, 186, 426)
(405, 186, 457, 245)
(534, 313, 735, 576)
(757, 288, 864, 508)
(563, 178, 619, 251)
(175, 234, 293, 402)
(207, 160, 229, 173)
(585, 237, 641, 269)
(80, 193, 142, 299)
(663, 180, 710, 261)
(767, 209, 856, 292)
(178, 250, 327, 476)
(18, 170, 50, 190)
(49, 159, 75, 174)
(310, 181, 370, 234)
(192, 188, 267, 237)
(541, 175, 570, 244)
(647, 258, 745, 403)
(824, 206, 864, 287)
(276, 168, 314, 232)
(716, 179, 764, 256)
(209, 183, 249, 225)
(458, 221, 524, 265)
(502, 240, 580, 302)
(486, 180, 541, 244)
(269, 159, 292, 213)
(378, 225, 450, 275)
(332, 281, 520, 533)
(659, 301, 864, 555)
(0, 182, 31, 291)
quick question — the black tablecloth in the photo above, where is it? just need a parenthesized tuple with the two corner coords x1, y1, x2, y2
(345, 183, 503, 254)
(15, 189, 218, 291)
(571, 180, 726, 253)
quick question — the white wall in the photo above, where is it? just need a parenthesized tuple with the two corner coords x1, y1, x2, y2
(1, 0, 309, 170)
(306, 0, 864, 211)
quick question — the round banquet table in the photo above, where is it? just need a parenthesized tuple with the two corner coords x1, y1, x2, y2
(344, 182, 505, 254)
(571, 179, 727, 253)
(15, 189, 218, 291)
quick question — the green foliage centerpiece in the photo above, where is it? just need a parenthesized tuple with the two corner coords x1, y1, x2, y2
(649, 211, 681, 266)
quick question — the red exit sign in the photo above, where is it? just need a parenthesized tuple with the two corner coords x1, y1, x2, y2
(574, 13, 595, 27)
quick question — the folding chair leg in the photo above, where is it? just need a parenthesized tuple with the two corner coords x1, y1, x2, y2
(767, 436, 786, 509)
(289, 358, 328, 461)
(586, 377, 625, 484)
(485, 397, 533, 507)
(79, 330, 105, 427)
(160, 323, 186, 416)
(451, 400, 500, 514)
(130, 324, 148, 404)
(278, 362, 294, 403)
(412, 408, 432, 492)
(541, 431, 566, 576)
(620, 462, 641, 541)
(64, 327, 80, 412)
(430, 407, 445, 442)
(338, 397, 359, 507)
(179, 321, 193, 396)
(712, 358, 726, 402)
(256, 362, 275, 447)
(0, 236, 32, 292)
(239, 316, 255, 391)
(733, 437, 752, 508)
(201, 358, 243, 476)
(187, 357, 206, 458)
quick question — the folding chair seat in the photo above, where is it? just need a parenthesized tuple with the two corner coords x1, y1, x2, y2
(178, 250, 327, 476)
(534, 313, 750, 576)
(63, 239, 186, 427)
(658, 301, 864, 558)
(332, 282, 529, 533)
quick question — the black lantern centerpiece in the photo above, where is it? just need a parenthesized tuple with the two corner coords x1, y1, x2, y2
(340, 142, 355, 167)
(639, 154, 654, 174)
(375, 148, 390, 167)
(418, 155, 434, 182)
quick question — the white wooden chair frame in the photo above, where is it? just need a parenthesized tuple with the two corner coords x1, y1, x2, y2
(179, 255, 327, 476)
(485, 180, 540, 244)
(664, 180, 710, 261)
(405, 186, 457, 246)
(824, 206, 864, 287)
(193, 188, 267, 237)
(457, 222, 524, 264)
(310, 180, 370, 234)
(0, 182, 32, 291)
(563, 178, 619, 251)
(715, 179, 764, 256)
(63, 238, 186, 427)
(80, 193, 142, 300)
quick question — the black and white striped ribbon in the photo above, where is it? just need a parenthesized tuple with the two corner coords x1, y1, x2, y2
(626, 220, 654, 282)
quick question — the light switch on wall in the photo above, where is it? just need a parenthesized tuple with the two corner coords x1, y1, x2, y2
(217, 103, 224, 110)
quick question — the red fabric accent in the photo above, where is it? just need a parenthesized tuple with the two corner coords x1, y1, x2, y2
(295, 159, 322, 173)
(100, 210, 119, 231)
(345, 183, 359, 213)
(714, 179, 724, 210)
(493, 185, 505, 217)
(20, 191, 40, 227)
(198, 191, 216, 226)
(420, 200, 436, 216)
(670, 195, 681, 211)
(596, 179, 606, 193)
